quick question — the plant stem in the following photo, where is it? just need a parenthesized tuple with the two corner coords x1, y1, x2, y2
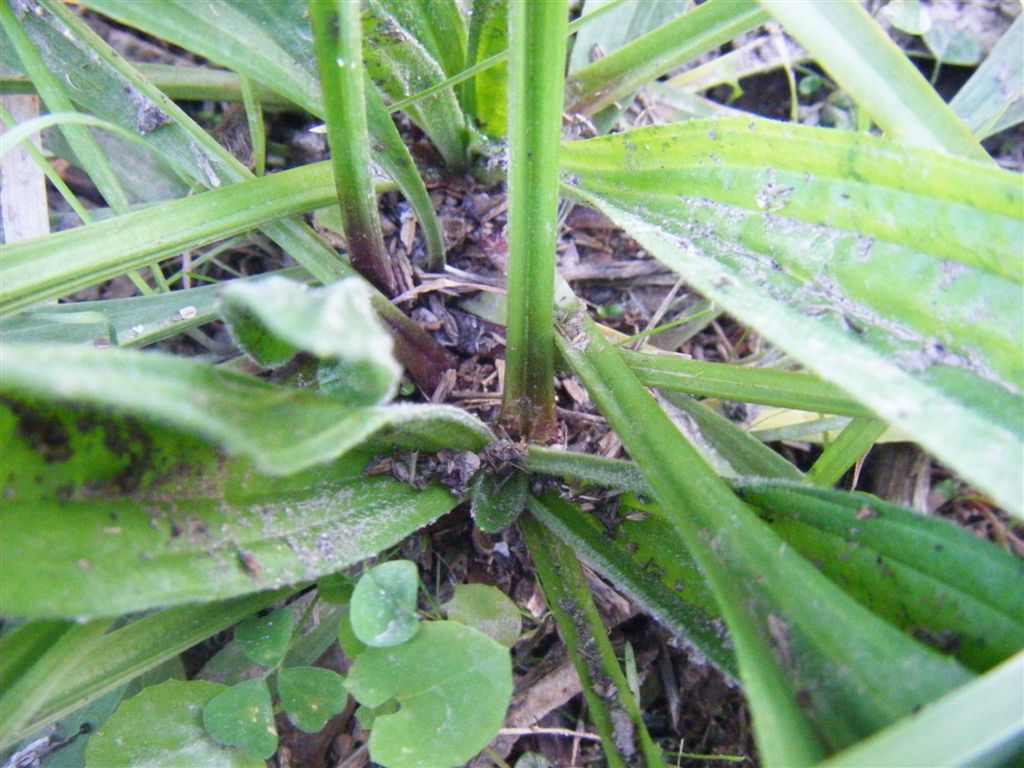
(309, 0, 397, 296)
(499, 0, 567, 441)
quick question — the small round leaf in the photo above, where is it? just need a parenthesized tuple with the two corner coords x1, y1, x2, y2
(350, 560, 420, 647)
(444, 584, 522, 648)
(202, 678, 278, 760)
(86, 680, 262, 768)
(318, 571, 356, 604)
(234, 608, 294, 667)
(345, 621, 513, 768)
(278, 666, 349, 733)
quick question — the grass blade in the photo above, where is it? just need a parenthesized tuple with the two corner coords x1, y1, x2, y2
(621, 349, 874, 417)
(499, 0, 568, 440)
(310, 0, 396, 295)
(759, 0, 988, 161)
(565, 0, 768, 116)
(463, 0, 508, 136)
(805, 418, 887, 488)
(520, 509, 662, 767)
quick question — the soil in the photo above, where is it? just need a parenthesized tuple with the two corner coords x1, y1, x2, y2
(26, 6, 1024, 768)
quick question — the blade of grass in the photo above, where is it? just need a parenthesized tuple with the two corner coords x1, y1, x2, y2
(759, 0, 988, 162)
(239, 74, 265, 176)
(309, 0, 396, 295)
(499, 0, 568, 440)
(463, 0, 508, 136)
(621, 349, 874, 418)
(805, 418, 887, 488)
(520, 509, 662, 767)
(564, 0, 769, 116)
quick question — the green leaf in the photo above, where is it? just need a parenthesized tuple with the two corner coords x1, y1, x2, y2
(86, 680, 263, 767)
(569, 0, 689, 73)
(350, 560, 421, 648)
(345, 621, 513, 768)
(879, 0, 931, 36)
(0, 394, 465, 617)
(220, 276, 402, 404)
(0, 344, 491, 477)
(565, 0, 767, 115)
(528, 490, 735, 678)
(234, 609, 295, 669)
(1, 267, 308, 349)
(79, 0, 446, 274)
(469, 471, 527, 532)
(818, 650, 1024, 768)
(362, 0, 469, 168)
(464, 0, 508, 136)
(561, 119, 1023, 517)
(277, 666, 348, 733)
(6, 592, 289, 747)
(759, 0, 987, 160)
(202, 678, 278, 760)
(521, 512, 662, 767)
(950, 16, 1024, 140)
(318, 573, 356, 606)
(924, 21, 982, 66)
(736, 482, 1024, 672)
(443, 584, 521, 649)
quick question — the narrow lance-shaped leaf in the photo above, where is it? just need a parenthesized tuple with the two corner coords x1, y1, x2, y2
(520, 509, 662, 767)
(561, 118, 1023, 517)
(565, 0, 768, 116)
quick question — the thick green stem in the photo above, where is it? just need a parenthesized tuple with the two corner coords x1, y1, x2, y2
(309, 0, 396, 295)
(499, 0, 567, 441)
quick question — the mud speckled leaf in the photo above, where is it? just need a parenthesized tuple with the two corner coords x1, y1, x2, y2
(443, 584, 521, 648)
(345, 621, 513, 768)
(0, 396, 462, 617)
(86, 680, 263, 768)
(350, 560, 420, 648)
(0, 343, 492, 476)
(561, 118, 1023, 517)
(234, 609, 294, 668)
(220, 277, 401, 405)
(278, 666, 348, 733)
(202, 678, 277, 760)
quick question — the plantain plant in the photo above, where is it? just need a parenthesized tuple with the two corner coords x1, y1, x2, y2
(1, 1, 1022, 766)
